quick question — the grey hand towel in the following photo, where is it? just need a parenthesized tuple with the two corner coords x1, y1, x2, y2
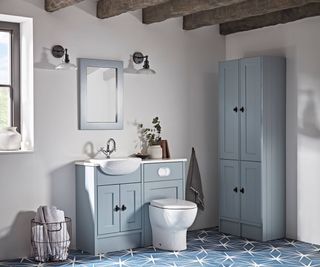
(186, 147, 204, 210)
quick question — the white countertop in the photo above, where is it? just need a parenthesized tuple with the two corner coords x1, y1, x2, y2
(75, 158, 187, 166)
(142, 158, 187, 164)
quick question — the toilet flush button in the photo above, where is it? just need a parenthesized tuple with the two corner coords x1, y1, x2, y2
(158, 167, 171, 177)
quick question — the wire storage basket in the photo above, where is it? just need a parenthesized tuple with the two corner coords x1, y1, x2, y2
(31, 217, 71, 262)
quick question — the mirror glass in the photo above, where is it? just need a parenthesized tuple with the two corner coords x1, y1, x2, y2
(79, 59, 123, 130)
(86, 67, 116, 123)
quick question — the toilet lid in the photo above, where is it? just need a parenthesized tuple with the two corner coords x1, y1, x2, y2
(150, 198, 197, 210)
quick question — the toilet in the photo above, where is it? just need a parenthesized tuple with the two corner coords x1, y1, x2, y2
(149, 198, 198, 251)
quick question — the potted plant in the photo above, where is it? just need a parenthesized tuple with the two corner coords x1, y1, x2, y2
(138, 117, 162, 159)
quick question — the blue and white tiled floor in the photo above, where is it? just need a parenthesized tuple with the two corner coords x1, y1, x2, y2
(1, 228, 320, 266)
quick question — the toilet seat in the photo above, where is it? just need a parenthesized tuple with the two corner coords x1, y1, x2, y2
(150, 198, 197, 210)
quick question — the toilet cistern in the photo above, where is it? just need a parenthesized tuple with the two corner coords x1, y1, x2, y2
(99, 138, 116, 158)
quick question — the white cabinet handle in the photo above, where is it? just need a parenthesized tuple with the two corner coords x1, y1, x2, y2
(158, 167, 171, 177)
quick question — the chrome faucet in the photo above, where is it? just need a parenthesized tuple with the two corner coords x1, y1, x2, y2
(100, 138, 116, 158)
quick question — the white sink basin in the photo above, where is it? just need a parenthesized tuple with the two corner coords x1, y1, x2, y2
(89, 157, 142, 175)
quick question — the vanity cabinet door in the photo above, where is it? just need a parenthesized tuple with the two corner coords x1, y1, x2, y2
(219, 60, 240, 160)
(120, 183, 142, 232)
(143, 180, 183, 246)
(144, 180, 183, 203)
(97, 185, 120, 235)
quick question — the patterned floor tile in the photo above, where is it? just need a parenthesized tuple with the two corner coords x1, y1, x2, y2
(1, 228, 320, 266)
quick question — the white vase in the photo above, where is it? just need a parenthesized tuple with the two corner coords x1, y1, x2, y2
(0, 127, 22, 150)
(147, 145, 162, 159)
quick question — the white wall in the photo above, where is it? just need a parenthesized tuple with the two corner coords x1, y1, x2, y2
(226, 16, 320, 244)
(0, 0, 225, 259)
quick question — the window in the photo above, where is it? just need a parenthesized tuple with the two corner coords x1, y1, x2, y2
(0, 14, 33, 153)
(0, 22, 20, 131)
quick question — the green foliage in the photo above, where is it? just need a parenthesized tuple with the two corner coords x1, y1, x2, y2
(0, 89, 10, 128)
(138, 117, 162, 146)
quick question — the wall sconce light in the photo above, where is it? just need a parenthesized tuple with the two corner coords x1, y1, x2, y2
(124, 55, 138, 74)
(132, 52, 156, 74)
(51, 45, 77, 70)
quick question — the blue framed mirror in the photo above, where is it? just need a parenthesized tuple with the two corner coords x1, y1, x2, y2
(78, 58, 124, 130)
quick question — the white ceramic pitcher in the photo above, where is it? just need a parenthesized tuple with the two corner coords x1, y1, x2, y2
(0, 127, 22, 150)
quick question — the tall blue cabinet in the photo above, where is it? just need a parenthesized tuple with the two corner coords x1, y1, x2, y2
(219, 56, 286, 241)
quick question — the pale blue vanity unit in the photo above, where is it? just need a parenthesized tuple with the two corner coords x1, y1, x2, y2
(219, 56, 286, 241)
(75, 159, 187, 254)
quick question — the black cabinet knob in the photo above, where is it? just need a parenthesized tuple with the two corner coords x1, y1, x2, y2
(240, 107, 245, 112)
(240, 188, 245, 194)
(233, 107, 238, 112)
(115, 205, 120, 212)
(233, 187, 238, 193)
(121, 205, 127, 211)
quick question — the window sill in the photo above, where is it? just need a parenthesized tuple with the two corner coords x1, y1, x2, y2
(0, 149, 33, 154)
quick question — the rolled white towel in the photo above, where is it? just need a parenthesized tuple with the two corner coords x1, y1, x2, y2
(32, 225, 46, 262)
(34, 207, 52, 257)
(43, 206, 63, 223)
(47, 209, 70, 261)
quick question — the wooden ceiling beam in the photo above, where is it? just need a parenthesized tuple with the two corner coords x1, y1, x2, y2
(220, 3, 320, 35)
(183, 0, 320, 30)
(97, 0, 169, 19)
(45, 0, 84, 12)
(142, 0, 246, 24)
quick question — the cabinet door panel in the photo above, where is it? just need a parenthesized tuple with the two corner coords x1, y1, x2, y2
(219, 160, 240, 220)
(240, 161, 261, 225)
(143, 180, 183, 246)
(219, 60, 239, 160)
(144, 180, 183, 202)
(143, 162, 183, 182)
(97, 185, 120, 235)
(120, 183, 142, 232)
(240, 57, 261, 161)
